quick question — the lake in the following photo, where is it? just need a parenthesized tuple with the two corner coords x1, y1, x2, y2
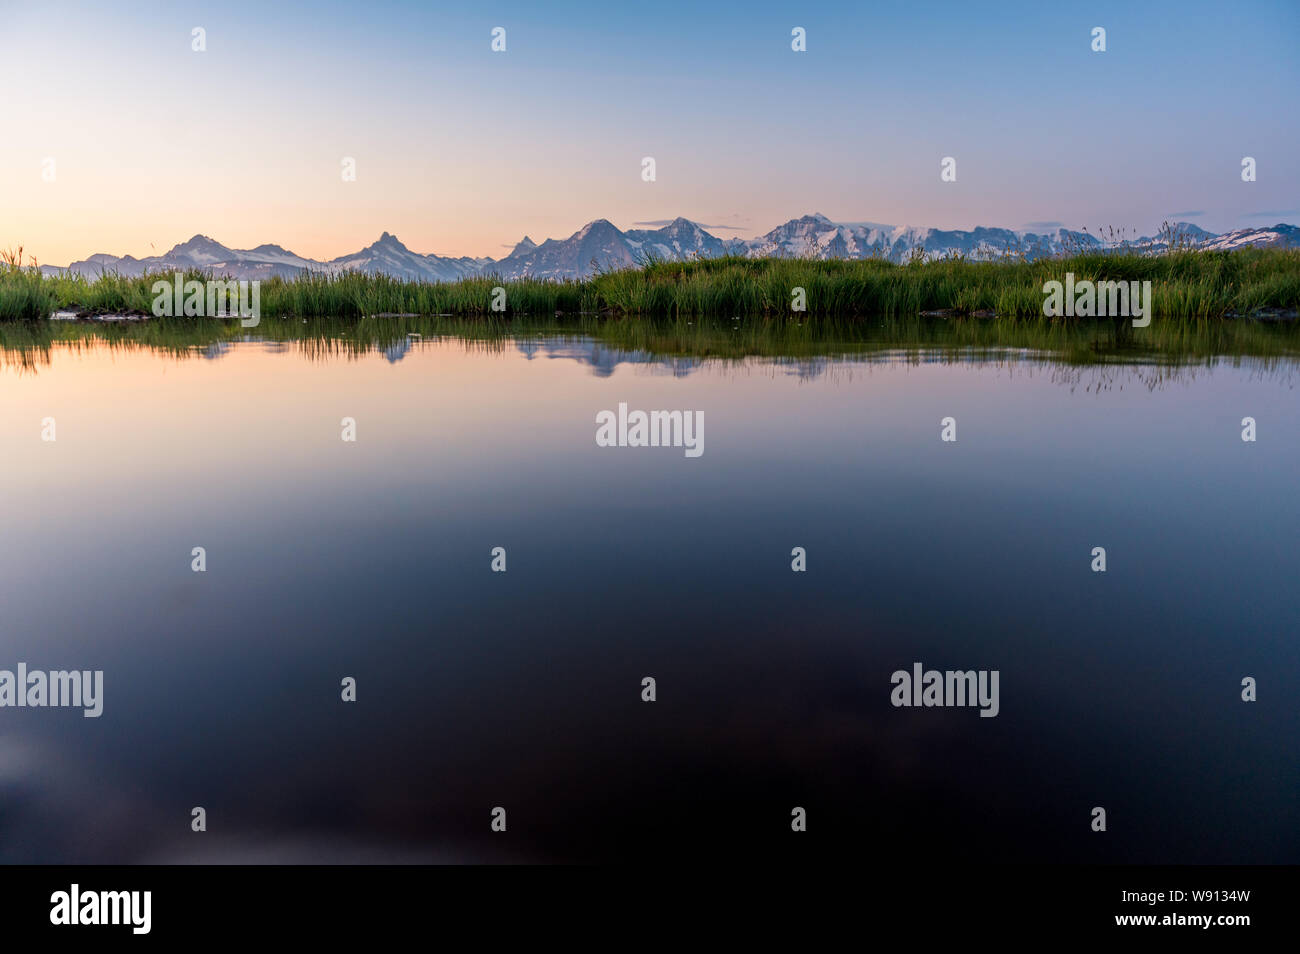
(1, 318, 1297, 864)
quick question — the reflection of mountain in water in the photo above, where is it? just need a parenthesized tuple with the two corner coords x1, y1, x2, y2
(202, 338, 290, 360)
(382, 338, 412, 363)
(514, 338, 700, 378)
(513, 337, 853, 381)
(126, 326, 1300, 393)
(5, 320, 1299, 392)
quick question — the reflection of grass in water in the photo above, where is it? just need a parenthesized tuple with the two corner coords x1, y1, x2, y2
(599, 314, 1300, 365)
(3, 314, 1300, 378)
(4, 246, 1298, 320)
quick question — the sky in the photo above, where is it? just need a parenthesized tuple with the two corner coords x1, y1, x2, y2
(1, 0, 1297, 266)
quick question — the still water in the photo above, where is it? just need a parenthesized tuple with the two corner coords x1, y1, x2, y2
(1, 321, 1297, 863)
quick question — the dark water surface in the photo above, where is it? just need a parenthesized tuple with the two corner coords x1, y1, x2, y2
(1, 321, 1297, 863)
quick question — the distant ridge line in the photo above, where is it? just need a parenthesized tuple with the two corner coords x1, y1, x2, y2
(40, 217, 1300, 283)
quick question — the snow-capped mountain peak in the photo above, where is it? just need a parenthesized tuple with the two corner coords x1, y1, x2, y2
(40, 216, 1299, 283)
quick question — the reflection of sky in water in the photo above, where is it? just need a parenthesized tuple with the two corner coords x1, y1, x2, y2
(0, 337, 1296, 863)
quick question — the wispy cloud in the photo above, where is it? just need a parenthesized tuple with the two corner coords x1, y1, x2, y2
(1166, 210, 1204, 218)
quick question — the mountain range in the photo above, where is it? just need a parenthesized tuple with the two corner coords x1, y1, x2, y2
(40, 215, 1300, 283)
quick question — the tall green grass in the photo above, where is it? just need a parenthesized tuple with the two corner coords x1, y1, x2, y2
(5, 246, 1298, 321)
(0, 248, 58, 320)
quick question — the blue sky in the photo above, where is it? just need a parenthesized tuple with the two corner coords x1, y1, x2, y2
(2, 0, 1296, 262)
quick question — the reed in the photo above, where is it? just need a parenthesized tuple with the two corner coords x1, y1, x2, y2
(4, 247, 1297, 322)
